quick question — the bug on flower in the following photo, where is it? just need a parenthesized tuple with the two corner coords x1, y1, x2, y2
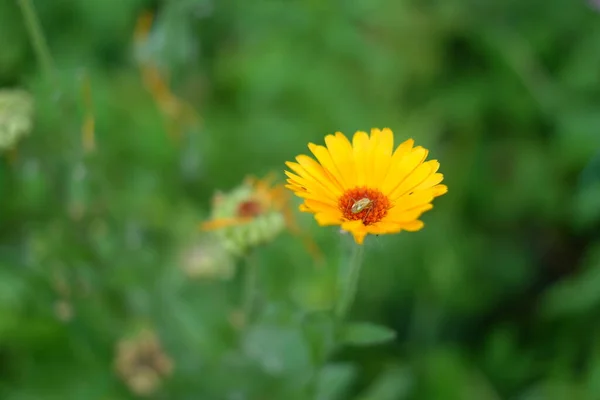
(351, 198, 373, 214)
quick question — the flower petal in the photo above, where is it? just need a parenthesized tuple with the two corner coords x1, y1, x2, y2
(401, 220, 425, 231)
(284, 170, 332, 197)
(284, 184, 337, 207)
(352, 131, 370, 186)
(388, 188, 439, 214)
(367, 221, 403, 235)
(308, 143, 346, 191)
(314, 212, 343, 226)
(384, 204, 433, 223)
(341, 220, 368, 244)
(413, 172, 444, 192)
(432, 184, 448, 197)
(303, 198, 340, 215)
(325, 132, 356, 188)
(299, 204, 311, 212)
(388, 159, 437, 200)
(296, 155, 343, 196)
(381, 142, 427, 195)
(370, 128, 394, 187)
(285, 162, 339, 203)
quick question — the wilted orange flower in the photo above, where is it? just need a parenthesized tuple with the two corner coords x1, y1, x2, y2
(201, 174, 323, 261)
(201, 174, 288, 232)
(114, 328, 173, 397)
(284, 128, 447, 245)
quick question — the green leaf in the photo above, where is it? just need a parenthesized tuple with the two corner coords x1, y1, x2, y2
(340, 322, 396, 347)
(316, 363, 356, 400)
(243, 324, 312, 375)
(355, 365, 413, 400)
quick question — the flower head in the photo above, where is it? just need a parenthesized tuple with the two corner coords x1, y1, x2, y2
(114, 328, 173, 397)
(285, 128, 447, 245)
(201, 175, 288, 255)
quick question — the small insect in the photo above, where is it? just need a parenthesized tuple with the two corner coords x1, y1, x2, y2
(351, 197, 373, 214)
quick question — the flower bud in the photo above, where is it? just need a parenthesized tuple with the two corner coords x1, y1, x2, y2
(202, 176, 286, 256)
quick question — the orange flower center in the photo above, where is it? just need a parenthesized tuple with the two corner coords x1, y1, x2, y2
(237, 199, 263, 218)
(338, 187, 391, 226)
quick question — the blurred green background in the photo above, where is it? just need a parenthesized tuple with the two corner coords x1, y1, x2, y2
(2, 0, 600, 399)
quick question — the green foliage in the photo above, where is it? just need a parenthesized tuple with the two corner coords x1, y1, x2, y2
(1, 0, 600, 398)
(340, 322, 396, 347)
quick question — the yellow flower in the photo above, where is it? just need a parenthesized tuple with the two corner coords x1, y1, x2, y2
(284, 128, 447, 245)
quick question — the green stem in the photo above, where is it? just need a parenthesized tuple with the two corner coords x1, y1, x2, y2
(303, 242, 365, 398)
(335, 244, 365, 321)
(242, 252, 259, 324)
(17, 0, 55, 77)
